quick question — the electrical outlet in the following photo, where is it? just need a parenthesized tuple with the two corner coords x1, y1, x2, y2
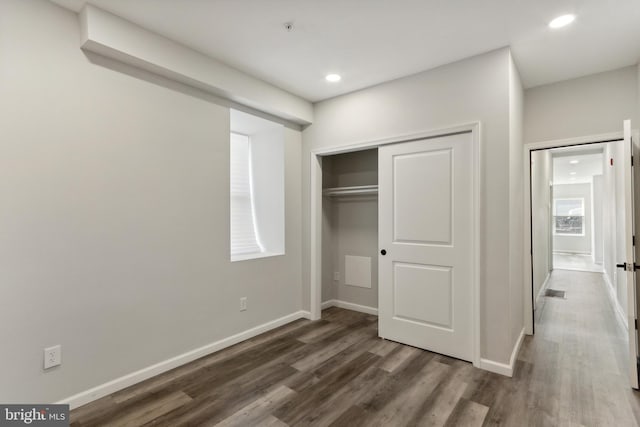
(240, 297, 247, 311)
(44, 345, 61, 369)
(334, 272, 340, 281)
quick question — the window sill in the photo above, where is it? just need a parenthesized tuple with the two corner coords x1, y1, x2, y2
(231, 251, 285, 262)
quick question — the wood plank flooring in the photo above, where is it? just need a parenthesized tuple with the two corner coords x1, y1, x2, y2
(71, 270, 640, 426)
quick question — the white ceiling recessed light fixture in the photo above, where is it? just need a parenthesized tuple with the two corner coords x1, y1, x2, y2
(549, 14, 576, 29)
(325, 74, 341, 83)
(570, 172, 577, 175)
(569, 160, 579, 164)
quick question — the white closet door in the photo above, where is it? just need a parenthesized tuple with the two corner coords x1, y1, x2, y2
(378, 132, 473, 361)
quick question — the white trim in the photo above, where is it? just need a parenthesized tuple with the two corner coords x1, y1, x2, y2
(525, 131, 624, 152)
(534, 271, 552, 310)
(479, 358, 513, 377)
(57, 310, 310, 410)
(231, 251, 284, 262)
(310, 122, 481, 156)
(510, 327, 526, 370)
(524, 131, 624, 335)
(472, 123, 482, 369)
(299, 310, 312, 320)
(479, 327, 525, 377)
(603, 272, 628, 330)
(321, 300, 335, 310)
(310, 154, 322, 321)
(309, 121, 482, 370)
(320, 299, 378, 315)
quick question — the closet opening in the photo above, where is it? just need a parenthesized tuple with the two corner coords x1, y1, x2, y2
(309, 124, 481, 367)
(320, 148, 379, 318)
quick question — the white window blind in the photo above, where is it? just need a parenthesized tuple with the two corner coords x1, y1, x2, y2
(230, 133, 262, 256)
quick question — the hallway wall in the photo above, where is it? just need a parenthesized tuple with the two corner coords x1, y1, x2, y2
(524, 66, 638, 143)
(531, 150, 552, 303)
(592, 175, 604, 264)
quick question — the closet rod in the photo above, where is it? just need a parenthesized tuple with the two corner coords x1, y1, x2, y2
(322, 185, 378, 197)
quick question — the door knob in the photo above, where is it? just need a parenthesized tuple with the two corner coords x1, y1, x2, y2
(380, 249, 387, 255)
(618, 263, 640, 271)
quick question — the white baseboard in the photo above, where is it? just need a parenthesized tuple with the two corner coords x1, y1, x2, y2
(321, 299, 378, 315)
(479, 358, 513, 377)
(299, 310, 312, 320)
(534, 272, 552, 309)
(57, 310, 310, 410)
(603, 273, 628, 330)
(479, 327, 525, 378)
(321, 300, 334, 310)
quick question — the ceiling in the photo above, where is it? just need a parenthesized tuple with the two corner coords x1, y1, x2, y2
(552, 148, 604, 185)
(50, 0, 640, 102)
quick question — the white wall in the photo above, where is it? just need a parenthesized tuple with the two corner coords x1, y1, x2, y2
(508, 53, 525, 347)
(552, 183, 592, 254)
(531, 150, 552, 302)
(303, 47, 521, 364)
(592, 175, 604, 264)
(0, 0, 302, 404)
(525, 66, 638, 143)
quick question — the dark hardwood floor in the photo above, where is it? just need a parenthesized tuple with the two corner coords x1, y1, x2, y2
(71, 270, 640, 426)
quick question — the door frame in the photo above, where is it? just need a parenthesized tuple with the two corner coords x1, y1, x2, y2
(309, 122, 481, 368)
(523, 131, 626, 335)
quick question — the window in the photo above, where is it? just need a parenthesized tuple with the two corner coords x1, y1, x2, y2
(230, 133, 262, 256)
(230, 109, 285, 261)
(553, 198, 584, 235)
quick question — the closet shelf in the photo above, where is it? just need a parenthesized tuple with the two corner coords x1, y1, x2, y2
(322, 185, 378, 197)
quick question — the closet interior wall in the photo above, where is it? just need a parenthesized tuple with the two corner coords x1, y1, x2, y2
(321, 149, 379, 312)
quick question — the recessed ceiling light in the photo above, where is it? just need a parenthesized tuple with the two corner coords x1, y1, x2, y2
(569, 160, 579, 164)
(549, 14, 576, 29)
(570, 172, 577, 175)
(325, 74, 341, 82)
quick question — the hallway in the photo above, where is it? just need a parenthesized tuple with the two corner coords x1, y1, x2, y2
(553, 253, 604, 273)
(516, 269, 640, 425)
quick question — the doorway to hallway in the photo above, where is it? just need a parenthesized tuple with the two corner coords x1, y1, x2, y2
(526, 121, 639, 390)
